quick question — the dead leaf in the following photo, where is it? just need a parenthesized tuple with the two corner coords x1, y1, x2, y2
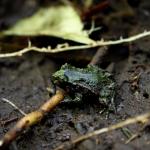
(1, 5, 94, 44)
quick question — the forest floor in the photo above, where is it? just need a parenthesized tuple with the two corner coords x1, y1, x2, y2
(0, 0, 150, 150)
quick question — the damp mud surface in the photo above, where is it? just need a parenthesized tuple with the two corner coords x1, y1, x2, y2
(0, 1, 150, 150)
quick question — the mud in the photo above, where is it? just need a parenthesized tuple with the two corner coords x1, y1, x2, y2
(0, 0, 150, 150)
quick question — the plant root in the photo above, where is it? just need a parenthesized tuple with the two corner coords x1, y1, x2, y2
(0, 89, 65, 149)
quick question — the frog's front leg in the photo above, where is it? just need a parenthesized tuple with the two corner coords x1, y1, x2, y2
(47, 79, 56, 97)
(62, 92, 83, 104)
(98, 97, 115, 119)
(109, 92, 116, 112)
(74, 93, 83, 102)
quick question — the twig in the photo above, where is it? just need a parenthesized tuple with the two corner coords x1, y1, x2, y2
(0, 31, 150, 58)
(0, 89, 65, 149)
(125, 121, 150, 144)
(54, 111, 150, 150)
(82, 0, 109, 20)
(0, 117, 18, 126)
(1, 98, 26, 116)
(125, 133, 140, 144)
(89, 47, 108, 65)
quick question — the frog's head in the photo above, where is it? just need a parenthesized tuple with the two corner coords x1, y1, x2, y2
(52, 64, 69, 83)
(53, 69, 67, 83)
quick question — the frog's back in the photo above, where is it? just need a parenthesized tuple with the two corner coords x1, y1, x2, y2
(63, 64, 112, 94)
(53, 63, 115, 95)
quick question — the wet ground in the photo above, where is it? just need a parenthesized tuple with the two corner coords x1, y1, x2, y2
(0, 0, 150, 150)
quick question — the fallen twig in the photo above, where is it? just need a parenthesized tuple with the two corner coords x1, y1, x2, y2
(0, 89, 65, 149)
(89, 46, 108, 65)
(54, 111, 150, 150)
(0, 117, 18, 126)
(0, 31, 150, 58)
(125, 132, 140, 144)
(1, 98, 26, 116)
(125, 120, 150, 144)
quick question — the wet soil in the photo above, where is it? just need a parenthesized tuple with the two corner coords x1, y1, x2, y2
(0, 0, 150, 150)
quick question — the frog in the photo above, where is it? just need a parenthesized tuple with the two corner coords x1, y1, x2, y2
(52, 63, 116, 111)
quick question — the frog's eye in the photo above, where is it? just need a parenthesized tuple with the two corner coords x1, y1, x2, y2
(63, 73, 69, 82)
(77, 78, 85, 82)
(104, 72, 112, 77)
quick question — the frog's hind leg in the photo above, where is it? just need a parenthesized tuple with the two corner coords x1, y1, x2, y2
(61, 93, 83, 104)
(108, 91, 117, 113)
(74, 93, 83, 102)
(99, 108, 110, 119)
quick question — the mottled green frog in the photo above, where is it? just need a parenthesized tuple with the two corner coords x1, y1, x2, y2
(52, 63, 116, 110)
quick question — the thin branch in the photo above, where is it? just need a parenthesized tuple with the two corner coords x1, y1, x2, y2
(0, 117, 18, 126)
(89, 47, 107, 65)
(1, 98, 26, 116)
(54, 111, 150, 150)
(125, 133, 139, 144)
(0, 31, 150, 58)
